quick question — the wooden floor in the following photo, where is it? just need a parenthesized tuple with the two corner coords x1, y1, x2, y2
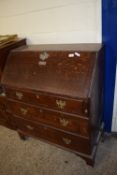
(0, 126, 117, 175)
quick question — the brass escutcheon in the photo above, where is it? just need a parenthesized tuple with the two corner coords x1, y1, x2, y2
(39, 109, 43, 113)
(62, 137, 71, 145)
(20, 108, 28, 115)
(60, 118, 69, 127)
(36, 95, 40, 99)
(16, 92, 23, 100)
(56, 100, 66, 109)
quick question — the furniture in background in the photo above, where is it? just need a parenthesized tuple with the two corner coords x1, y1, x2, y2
(0, 37, 26, 128)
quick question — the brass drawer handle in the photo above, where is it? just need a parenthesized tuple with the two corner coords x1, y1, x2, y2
(0, 92, 6, 97)
(59, 118, 69, 127)
(62, 137, 71, 145)
(26, 125, 34, 130)
(16, 92, 23, 100)
(56, 100, 66, 109)
(20, 108, 28, 115)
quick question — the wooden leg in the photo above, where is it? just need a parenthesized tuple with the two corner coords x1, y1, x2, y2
(75, 123, 105, 166)
(18, 132, 28, 141)
(75, 153, 95, 166)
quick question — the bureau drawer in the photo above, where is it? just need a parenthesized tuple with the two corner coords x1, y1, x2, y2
(7, 100, 90, 137)
(13, 116, 91, 154)
(5, 88, 88, 116)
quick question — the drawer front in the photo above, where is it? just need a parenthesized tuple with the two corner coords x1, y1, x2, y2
(0, 111, 16, 130)
(13, 116, 91, 154)
(0, 96, 7, 125)
(5, 88, 88, 116)
(0, 95, 6, 111)
(0, 110, 7, 125)
(7, 100, 90, 137)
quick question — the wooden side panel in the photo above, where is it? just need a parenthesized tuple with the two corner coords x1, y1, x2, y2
(89, 47, 104, 145)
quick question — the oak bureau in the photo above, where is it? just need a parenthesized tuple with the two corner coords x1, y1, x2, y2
(1, 44, 104, 165)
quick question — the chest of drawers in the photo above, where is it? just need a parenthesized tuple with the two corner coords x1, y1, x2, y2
(0, 38, 26, 128)
(1, 44, 104, 165)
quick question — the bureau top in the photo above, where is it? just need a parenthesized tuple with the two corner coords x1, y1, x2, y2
(1, 43, 103, 99)
(13, 43, 102, 52)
